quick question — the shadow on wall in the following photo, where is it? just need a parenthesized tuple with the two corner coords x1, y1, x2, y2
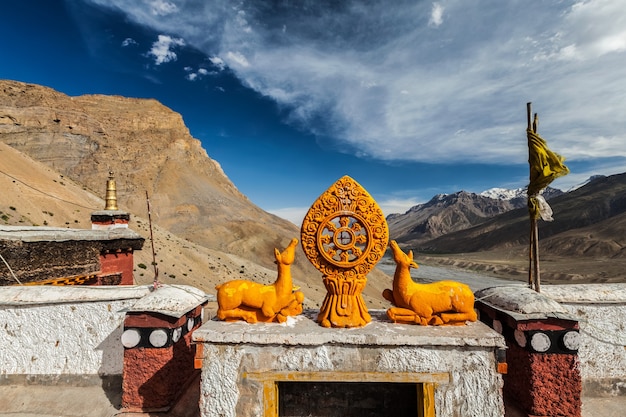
(135, 342, 201, 416)
(97, 323, 125, 410)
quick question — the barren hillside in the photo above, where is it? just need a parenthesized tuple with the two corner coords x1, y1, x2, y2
(0, 79, 292, 268)
(0, 81, 391, 308)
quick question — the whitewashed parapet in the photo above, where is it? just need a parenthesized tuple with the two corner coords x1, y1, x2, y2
(542, 284, 626, 396)
(0, 285, 151, 381)
(0, 284, 210, 385)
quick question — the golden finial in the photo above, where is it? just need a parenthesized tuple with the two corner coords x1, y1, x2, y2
(104, 170, 118, 211)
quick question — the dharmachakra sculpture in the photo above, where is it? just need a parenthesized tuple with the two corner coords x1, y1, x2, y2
(215, 238, 304, 323)
(383, 240, 477, 325)
(301, 175, 389, 328)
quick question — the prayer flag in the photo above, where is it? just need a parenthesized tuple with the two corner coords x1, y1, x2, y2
(527, 128, 569, 220)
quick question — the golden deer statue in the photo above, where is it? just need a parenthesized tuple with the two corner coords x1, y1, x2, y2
(216, 238, 304, 323)
(382, 240, 477, 325)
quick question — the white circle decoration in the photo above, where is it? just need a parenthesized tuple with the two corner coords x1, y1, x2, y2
(121, 329, 141, 348)
(172, 327, 182, 343)
(562, 331, 580, 351)
(149, 329, 169, 348)
(187, 317, 195, 332)
(530, 332, 551, 352)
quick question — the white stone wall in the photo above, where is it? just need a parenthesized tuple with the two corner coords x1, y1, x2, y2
(199, 344, 504, 417)
(378, 346, 504, 417)
(0, 286, 149, 377)
(543, 284, 626, 395)
(196, 312, 506, 417)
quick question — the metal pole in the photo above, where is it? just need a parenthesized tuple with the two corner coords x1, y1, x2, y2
(146, 191, 159, 288)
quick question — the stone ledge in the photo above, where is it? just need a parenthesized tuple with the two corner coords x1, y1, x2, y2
(0, 284, 151, 306)
(128, 284, 209, 318)
(0, 224, 143, 243)
(193, 309, 505, 348)
(542, 284, 626, 304)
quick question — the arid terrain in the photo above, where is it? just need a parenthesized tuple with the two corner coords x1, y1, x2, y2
(0, 140, 392, 309)
(417, 249, 626, 285)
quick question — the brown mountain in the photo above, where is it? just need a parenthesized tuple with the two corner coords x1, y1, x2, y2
(0, 79, 285, 263)
(388, 187, 563, 247)
(0, 79, 390, 308)
(387, 191, 518, 245)
(418, 173, 626, 257)
(385, 171, 626, 284)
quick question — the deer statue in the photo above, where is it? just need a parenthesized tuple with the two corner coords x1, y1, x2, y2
(216, 238, 304, 323)
(382, 240, 477, 325)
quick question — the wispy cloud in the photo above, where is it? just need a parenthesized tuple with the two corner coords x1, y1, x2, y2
(121, 37, 137, 47)
(268, 196, 424, 226)
(83, 0, 626, 167)
(147, 34, 185, 65)
(184, 66, 210, 81)
(428, 3, 444, 27)
(267, 207, 307, 226)
(149, 0, 177, 17)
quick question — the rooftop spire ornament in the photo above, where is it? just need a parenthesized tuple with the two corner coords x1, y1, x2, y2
(300, 175, 388, 328)
(104, 170, 118, 211)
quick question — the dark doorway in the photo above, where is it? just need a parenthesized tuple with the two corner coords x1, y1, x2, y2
(278, 381, 418, 417)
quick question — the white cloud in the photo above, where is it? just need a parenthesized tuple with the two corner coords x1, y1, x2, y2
(267, 207, 307, 226)
(149, 0, 177, 16)
(428, 3, 444, 27)
(378, 197, 423, 216)
(209, 56, 226, 70)
(83, 0, 626, 165)
(184, 66, 210, 81)
(147, 34, 185, 65)
(224, 51, 250, 68)
(121, 37, 137, 47)
(268, 196, 423, 225)
(562, 0, 626, 59)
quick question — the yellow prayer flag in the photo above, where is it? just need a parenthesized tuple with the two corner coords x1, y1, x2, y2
(527, 128, 569, 219)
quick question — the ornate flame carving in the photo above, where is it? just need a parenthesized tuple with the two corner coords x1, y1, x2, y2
(301, 175, 388, 327)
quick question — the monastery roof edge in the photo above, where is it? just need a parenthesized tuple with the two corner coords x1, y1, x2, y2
(0, 225, 143, 243)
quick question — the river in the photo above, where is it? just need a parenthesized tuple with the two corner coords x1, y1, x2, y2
(376, 258, 525, 292)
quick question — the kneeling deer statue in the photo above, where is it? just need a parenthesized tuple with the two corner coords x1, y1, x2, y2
(383, 240, 477, 325)
(216, 238, 304, 323)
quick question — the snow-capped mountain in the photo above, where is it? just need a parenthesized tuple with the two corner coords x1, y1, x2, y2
(479, 187, 526, 201)
(387, 186, 564, 244)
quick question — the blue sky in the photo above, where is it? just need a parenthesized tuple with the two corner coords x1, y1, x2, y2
(1, 1, 625, 225)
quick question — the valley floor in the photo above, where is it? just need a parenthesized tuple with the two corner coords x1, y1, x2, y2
(411, 250, 626, 285)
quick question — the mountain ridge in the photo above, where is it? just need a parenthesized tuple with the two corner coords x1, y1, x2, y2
(385, 173, 626, 284)
(401, 173, 626, 258)
(0, 79, 292, 267)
